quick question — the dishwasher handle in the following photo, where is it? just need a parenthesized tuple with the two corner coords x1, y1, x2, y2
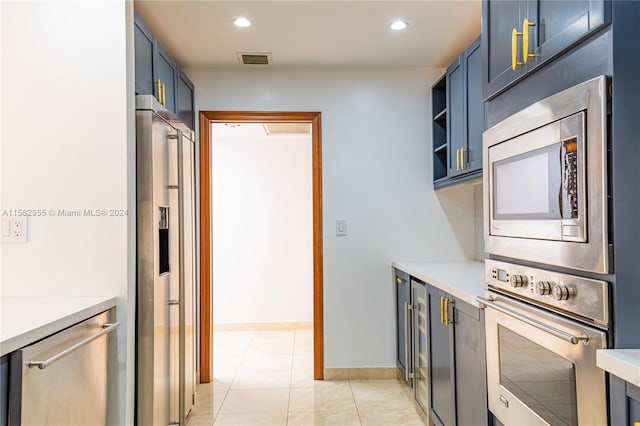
(28, 321, 120, 370)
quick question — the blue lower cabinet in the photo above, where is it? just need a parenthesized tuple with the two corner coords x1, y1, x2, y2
(610, 375, 640, 426)
(428, 286, 455, 426)
(1, 355, 7, 426)
(428, 286, 488, 426)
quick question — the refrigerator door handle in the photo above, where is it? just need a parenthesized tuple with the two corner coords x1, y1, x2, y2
(176, 130, 187, 425)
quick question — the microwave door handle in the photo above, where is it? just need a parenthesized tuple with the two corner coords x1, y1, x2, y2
(476, 297, 589, 345)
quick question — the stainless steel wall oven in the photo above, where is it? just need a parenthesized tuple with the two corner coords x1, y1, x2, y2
(480, 76, 612, 426)
(479, 259, 608, 426)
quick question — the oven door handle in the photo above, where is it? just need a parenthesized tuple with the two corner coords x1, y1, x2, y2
(476, 297, 589, 345)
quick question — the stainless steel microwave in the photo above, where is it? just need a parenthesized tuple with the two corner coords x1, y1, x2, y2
(483, 76, 611, 274)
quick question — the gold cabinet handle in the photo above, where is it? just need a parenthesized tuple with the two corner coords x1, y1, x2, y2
(396, 277, 405, 285)
(522, 18, 537, 64)
(162, 83, 166, 106)
(445, 298, 454, 326)
(444, 298, 449, 325)
(156, 79, 162, 104)
(460, 148, 466, 170)
(455, 149, 461, 171)
(440, 297, 445, 324)
(512, 27, 524, 70)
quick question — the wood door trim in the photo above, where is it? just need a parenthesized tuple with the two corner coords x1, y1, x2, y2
(198, 110, 324, 383)
(198, 112, 212, 383)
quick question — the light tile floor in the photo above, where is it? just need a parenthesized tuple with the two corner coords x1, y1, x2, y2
(186, 329, 428, 426)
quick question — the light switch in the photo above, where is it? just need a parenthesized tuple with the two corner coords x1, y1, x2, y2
(336, 219, 347, 236)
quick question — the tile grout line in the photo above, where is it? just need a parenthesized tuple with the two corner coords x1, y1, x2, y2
(349, 379, 365, 426)
(213, 330, 254, 424)
(286, 329, 297, 425)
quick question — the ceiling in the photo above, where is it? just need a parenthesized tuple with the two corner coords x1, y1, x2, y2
(134, 1, 481, 69)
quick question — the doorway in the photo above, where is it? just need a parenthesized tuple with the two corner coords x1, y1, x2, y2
(198, 111, 324, 383)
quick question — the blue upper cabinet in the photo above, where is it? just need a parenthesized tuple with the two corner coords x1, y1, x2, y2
(465, 40, 483, 173)
(177, 69, 195, 130)
(482, 0, 611, 100)
(446, 56, 465, 178)
(156, 42, 178, 114)
(134, 16, 155, 97)
(433, 36, 484, 188)
(134, 14, 195, 127)
(482, 1, 524, 101)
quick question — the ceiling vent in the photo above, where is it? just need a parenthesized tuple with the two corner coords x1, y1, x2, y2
(263, 123, 311, 135)
(237, 52, 272, 65)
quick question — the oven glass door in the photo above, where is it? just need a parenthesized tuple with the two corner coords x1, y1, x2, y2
(484, 295, 606, 426)
(498, 325, 578, 425)
(489, 111, 586, 242)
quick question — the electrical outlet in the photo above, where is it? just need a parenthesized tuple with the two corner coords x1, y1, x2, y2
(1, 216, 27, 243)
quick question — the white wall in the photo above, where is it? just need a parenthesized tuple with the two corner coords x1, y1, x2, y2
(211, 124, 312, 324)
(1, 2, 134, 424)
(187, 67, 470, 368)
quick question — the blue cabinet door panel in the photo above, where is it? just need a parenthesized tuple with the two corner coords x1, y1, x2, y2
(483, 0, 524, 99)
(156, 43, 177, 113)
(531, 0, 609, 67)
(447, 57, 465, 177)
(428, 286, 455, 426)
(177, 70, 195, 130)
(134, 17, 154, 96)
(465, 38, 484, 172)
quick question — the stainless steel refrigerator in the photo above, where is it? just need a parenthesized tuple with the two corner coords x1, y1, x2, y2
(136, 95, 196, 426)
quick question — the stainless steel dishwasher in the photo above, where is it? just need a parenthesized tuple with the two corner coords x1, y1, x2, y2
(8, 311, 118, 425)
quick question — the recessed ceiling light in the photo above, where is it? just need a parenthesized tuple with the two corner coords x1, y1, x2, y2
(233, 17, 252, 28)
(390, 20, 408, 31)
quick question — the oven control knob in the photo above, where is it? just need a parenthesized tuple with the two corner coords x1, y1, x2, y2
(553, 285, 576, 301)
(536, 281, 554, 296)
(510, 275, 528, 288)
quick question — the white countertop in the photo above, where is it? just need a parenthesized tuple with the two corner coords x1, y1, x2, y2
(0, 296, 118, 356)
(597, 349, 640, 387)
(391, 260, 486, 307)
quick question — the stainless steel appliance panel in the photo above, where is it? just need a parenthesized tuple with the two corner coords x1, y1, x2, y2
(179, 129, 197, 417)
(483, 76, 609, 273)
(411, 281, 429, 415)
(480, 293, 607, 425)
(136, 104, 177, 426)
(137, 95, 197, 425)
(485, 259, 609, 328)
(8, 312, 116, 426)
